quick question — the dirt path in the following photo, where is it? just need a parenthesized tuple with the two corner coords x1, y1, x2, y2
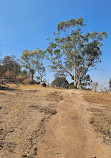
(0, 88, 111, 158)
(37, 90, 111, 158)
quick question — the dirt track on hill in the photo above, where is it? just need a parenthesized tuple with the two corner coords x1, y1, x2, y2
(0, 86, 111, 158)
(37, 90, 111, 158)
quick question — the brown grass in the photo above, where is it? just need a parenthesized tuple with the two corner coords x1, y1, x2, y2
(0, 84, 59, 157)
(45, 91, 63, 102)
(82, 90, 111, 105)
(82, 90, 111, 145)
(7, 83, 53, 90)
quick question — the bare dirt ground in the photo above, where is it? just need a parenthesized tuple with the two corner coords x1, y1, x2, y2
(0, 84, 111, 158)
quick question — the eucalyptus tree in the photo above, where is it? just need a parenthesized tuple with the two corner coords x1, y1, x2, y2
(54, 70, 66, 79)
(36, 65, 46, 82)
(20, 49, 45, 81)
(46, 17, 107, 88)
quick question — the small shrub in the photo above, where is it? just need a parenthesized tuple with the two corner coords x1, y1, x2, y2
(31, 80, 37, 84)
(3, 71, 16, 82)
(51, 77, 69, 89)
(22, 79, 32, 85)
(16, 75, 27, 84)
(70, 85, 77, 89)
(22, 79, 37, 85)
(82, 87, 87, 90)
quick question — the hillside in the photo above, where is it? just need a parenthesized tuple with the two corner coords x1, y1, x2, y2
(0, 84, 111, 158)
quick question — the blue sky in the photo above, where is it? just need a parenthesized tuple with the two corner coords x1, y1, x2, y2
(0, 0, 111, 88)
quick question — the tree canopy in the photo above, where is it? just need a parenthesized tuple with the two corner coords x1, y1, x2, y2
(0, 17, 108, 89)
(2, 55, 21, 75)
(20, 49, 45, 81)
(51, 77, 69, 89)
(46, 17, 107, 89)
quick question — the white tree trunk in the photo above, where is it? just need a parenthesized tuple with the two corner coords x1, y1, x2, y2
(78, 78, 82, 89)
(74, 56, 77, 87)
(74, 67, 76, 87)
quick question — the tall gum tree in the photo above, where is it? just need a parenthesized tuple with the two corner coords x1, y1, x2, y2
(46, 17, 107, 88)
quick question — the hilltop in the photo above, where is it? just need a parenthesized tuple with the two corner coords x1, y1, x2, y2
(0, 84, 111, 158)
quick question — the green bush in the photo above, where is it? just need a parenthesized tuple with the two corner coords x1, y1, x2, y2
(31, 80, 37, 84)
(51, 77, 69, 89)
(69, 85, 77, 89)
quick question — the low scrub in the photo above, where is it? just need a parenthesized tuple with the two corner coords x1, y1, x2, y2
(22, 79, 37, 85)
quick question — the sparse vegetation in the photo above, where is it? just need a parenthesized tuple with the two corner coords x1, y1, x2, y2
(22, 79, 37, 85)
(0, 18, 108, 90)
(82, 90, 111, 145)
(0, 15, 110, 158)
(0, 84, 111, 158)
(0, 86, 59, 158)
(20, 49, 45, 81)
(90, 81, 99, 91)
(46, 91, 63, 101)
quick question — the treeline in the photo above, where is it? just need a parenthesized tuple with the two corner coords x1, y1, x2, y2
(0, 17, 109, 89)
(0, 52, 46, 85)
(0, 55, 27, 84)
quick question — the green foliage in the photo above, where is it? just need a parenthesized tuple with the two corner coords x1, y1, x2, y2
(20, 69, 27, 76)
(54, 70, 66, 78)
(20, 49, 45, 81)
(15, 69, 28, 84)
(57, 17, 85, 31)
(80, 74, 91, 87)
(69, 84, 77, 89)
(0, 55, 21, 83)
(51, 77, 69, 89)
(2, 55, 21, 75)
(46, 17, 107, 89)
(37, 65, 46, 82)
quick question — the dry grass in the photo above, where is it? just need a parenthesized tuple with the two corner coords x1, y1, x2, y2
(7, 84, 53, 90)
(82, 90, 111, 145)
(0, 84, 59, 158)
(45, 91, 63, 102)
(82, 90, 111, 105)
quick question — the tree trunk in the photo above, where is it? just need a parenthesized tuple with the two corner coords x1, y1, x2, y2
(31, 73, 33, 81)
(74, 67, 76, 87)
(30, 69, 34, 81)
(73, 52, 77, 88)
(74, 56, 77, 87)
(78, 78, 82, 89)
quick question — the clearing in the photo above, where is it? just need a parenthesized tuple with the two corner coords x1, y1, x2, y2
(0, 84, 111, 158)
